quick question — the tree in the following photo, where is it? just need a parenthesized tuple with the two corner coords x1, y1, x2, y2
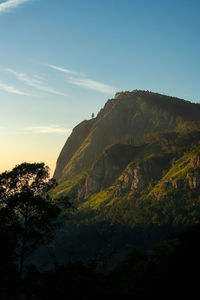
(0, 162, 62, 283)
(91, 113, 94, 118)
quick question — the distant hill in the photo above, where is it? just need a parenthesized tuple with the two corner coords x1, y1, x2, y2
(47, 90, 200, 264)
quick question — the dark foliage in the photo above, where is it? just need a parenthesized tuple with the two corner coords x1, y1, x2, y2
(13, 224, 200, 299)
(0, 163, 65, 299)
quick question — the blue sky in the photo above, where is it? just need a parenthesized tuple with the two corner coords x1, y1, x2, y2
(0, 0, 200, 175)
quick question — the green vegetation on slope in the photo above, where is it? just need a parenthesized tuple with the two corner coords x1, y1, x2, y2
(50, 91, 200, 263)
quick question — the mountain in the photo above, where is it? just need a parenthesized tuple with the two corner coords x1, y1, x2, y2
(49, 90, 200, 263)
(54, 90, 200, 196)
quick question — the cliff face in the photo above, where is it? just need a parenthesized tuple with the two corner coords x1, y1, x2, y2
(111, 155, 171, 196)
(84, 144, 137, 198)
(54, 118, 95, 179)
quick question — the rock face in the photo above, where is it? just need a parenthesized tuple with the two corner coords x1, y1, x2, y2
(188, 175, 200, 189)
(54, 119, 95, 179)
(187, 154, 200, 189)
(111, 155, 171, 197)
(62, 144, 138, 201)
(85, 144, 137, 198)
(190, 154, 200, 168)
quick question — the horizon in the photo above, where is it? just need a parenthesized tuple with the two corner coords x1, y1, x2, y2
(0, 0, 200, 175)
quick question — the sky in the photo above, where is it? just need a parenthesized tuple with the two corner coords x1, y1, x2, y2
(0, 0, 200, 176)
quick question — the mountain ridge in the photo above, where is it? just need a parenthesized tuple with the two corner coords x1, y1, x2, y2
(53, 90, 200, 197)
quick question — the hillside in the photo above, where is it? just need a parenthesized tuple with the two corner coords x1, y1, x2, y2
(49, 90, 200, 263)
(54, 90, 200, 197)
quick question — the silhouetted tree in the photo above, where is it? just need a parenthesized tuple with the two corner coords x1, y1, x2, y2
(0, 163, 61, 284)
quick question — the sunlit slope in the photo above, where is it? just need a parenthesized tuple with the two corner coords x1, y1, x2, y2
(53, 90, 200, 199)
(77, 142, 200, 228)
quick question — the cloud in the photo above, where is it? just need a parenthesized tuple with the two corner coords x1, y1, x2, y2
(46, 63, 119, 95)
(0, 80, 30, 95)
(7, 68, 66, 96)
(0, 0, 31, 13)
(67, 77, 118, 95)
(24, 125, 72, 134)
(47, 64, 85, 77)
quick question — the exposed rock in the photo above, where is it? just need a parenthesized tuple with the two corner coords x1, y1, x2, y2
(192, 176, 200, 189)
(54, 119, 95, 179)
(85, 144, 137, 198)
(131, 167, 146, 190)
(190, 153, 200, 168)
(111, 155, 172, 196)
(187, 175, 200, 189)
(186, 164, 200, 189)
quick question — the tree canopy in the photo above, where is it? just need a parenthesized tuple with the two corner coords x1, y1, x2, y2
(0, 162, 63, 297)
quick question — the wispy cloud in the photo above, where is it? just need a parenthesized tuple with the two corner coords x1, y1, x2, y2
(46, 62, 118, 95)
(67, 77, 118, 95)
(47, 64, 85, 77)
(24, 125, 72, 134)
(0, 0, 31, 13)
(0, 80, 30, 95)
(7, 68, 66, 96)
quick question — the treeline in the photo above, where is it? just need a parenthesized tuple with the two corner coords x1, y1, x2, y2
(5, 224, 200, 299)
